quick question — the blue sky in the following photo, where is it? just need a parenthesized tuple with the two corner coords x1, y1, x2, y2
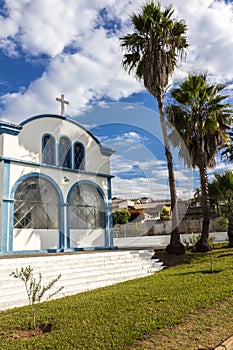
(0, 0, 233, 199)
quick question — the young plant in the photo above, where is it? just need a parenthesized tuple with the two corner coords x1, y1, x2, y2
(188, 234, 201, 251)
(10, 266, 64, 329)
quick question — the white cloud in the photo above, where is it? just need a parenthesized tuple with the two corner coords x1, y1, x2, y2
(0, 0, 233, 120)
(112, 175, 168, 200)
(0, 0, 232, 200)
(112, 173, 194, 200)
(172, 0, 233, 83)
(110, 147, 195, 200)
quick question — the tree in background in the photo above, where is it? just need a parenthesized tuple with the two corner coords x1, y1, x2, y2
(167, 73, 233, 252)
(113, 209, 131, 225)
(209, 171, 233, 247)
(120, 1, 188, 254)
(221, 131, 233, 162)
(160, 206, 171, 220)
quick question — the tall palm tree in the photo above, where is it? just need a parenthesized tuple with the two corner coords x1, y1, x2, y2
(167, 73, 233, 252)
(209, 171, 233, 247)
(120, 1, 188, 254)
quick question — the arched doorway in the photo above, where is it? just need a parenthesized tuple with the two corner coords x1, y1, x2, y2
(13, 175, 62, 251)
(68, 182, 106, 248)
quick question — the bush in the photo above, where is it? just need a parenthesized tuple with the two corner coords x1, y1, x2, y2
(113, 209, 131, 225)
(10, 266, 63, 329)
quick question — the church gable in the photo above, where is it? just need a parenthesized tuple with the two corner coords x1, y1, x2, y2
(12, 114, 113, 174)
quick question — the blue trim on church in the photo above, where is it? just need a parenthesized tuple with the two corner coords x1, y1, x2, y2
(9, 172, 65, 252)
(58, 134, 72, 169)
(0, 156, 114, 179)
(73, 141, 85, 170)
(0, 114, 116, 255)
(0, 121, 22, 135)
(42, 133, 56, 166)
(1, 160, 11, 251)
(107, 177, 114, 247)
(20, 114, 115, 157)
(66, 180, 108, 249)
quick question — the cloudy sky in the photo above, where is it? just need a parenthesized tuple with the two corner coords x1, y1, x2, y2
(0, 0, 233, 199)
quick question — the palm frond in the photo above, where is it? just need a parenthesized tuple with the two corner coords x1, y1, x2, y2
(120, 1, 188, 97)
(167, 73, 233, 169)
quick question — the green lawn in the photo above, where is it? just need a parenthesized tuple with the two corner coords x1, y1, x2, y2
(0, 249, 233, 349)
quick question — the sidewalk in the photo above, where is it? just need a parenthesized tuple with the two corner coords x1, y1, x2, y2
(114, 232, 227, 249)
(215, 335, 233, 349)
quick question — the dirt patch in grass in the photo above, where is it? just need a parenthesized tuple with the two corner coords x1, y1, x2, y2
(131, 295, 233, 350)
(153, 250, 193, 267)
(154, 246, 230, 268)
(5, 323, 53, 340)
(11, 328, 43, 339)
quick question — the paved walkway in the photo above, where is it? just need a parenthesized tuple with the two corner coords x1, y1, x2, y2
(215, 335, 233, 349)
(114, 232, 227, 249)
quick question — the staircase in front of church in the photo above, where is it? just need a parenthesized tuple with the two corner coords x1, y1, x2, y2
(0, 249, 165, 311)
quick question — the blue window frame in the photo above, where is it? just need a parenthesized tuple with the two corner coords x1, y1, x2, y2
(69, 183, 105, 229)
(42, 134, 56, 165)
(14, 177, 60, 229)
(74, 142, 85, 170)
(59, 136, 71, 168)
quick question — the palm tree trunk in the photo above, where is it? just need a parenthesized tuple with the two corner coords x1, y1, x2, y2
(157, 94, 185, 255)
(227, 211, 233, 247)
(196, 164, 212, 252)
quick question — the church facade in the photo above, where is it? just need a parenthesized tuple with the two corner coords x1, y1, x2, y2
(0, 114, 115, 255)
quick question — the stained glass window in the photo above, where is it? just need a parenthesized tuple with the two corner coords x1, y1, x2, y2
(14, 177, 59, 229)
(74, 142, 85, 170)
(42, 134, 55, 165)
(59, 136, 71, 168)
(69, 184, 105, 229)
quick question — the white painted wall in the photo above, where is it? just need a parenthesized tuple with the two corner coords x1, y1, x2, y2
(15, 116, 111, 174)
(8, 162, 109, 203)
(0, 161, 5, 248)
(0, 117, 111, 174)
(0, 135, 4, 156)
(70, 229, 105, 248)
(0, 115, 113, 252)
(13, 229, 60, 251)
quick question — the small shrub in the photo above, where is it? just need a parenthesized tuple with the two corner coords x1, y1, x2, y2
(10, 266, 64, 329)
(187, 234, 215, 252)
(189, 234, 201, 250)
(209, 236, 216, 249)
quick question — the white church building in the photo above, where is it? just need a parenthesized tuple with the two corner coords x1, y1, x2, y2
(0, 113, 115, 255)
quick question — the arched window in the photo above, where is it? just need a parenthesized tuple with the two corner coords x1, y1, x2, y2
(14, 177, 59, 229)
(42, 134, 55, 165)
(59, 136, 71, 168)
(74, 142, 85, 170)
(69, 183, 105, 229)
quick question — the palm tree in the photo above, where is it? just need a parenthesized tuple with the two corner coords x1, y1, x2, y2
(167, 73, 233, 252)
(209, 171, 233, 247)
(120, 1, 188, 254)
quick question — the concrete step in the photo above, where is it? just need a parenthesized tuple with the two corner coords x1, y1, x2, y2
(0, 262, 163, 301)
(0, 256, 160, 283)
(0, 260, 162, 286)
(0, 250, 165, 311)
(0, 254, 161, 274)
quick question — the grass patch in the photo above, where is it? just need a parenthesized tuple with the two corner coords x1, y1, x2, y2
(0, 249, 233, 349)
(132, 295, 233, 349)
